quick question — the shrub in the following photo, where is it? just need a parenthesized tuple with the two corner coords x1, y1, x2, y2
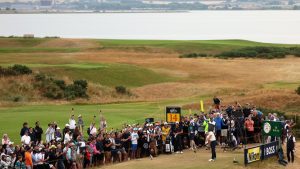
(12, 96, 22, 102)
(179, 53, 208, 58)
(296, 85, 300, 95)
(0, 64, 32, 76)
(34, 73, 46, 81)
(34, 73, 88, 100)
(43, 84, 64, 99)
(10, 64, 32, 75)
(64, 80, 88, 100)
(54, 80, 66, 90)
(115, 86, 127, 94)
(64, 85, 76, 100)
(215, 46, 300, 59)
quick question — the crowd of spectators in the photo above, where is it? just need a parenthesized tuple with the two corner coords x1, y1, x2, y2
(0, 97, 297, 169)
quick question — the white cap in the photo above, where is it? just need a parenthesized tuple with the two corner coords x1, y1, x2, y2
(65, 124, 70, 127)
(164, 122, 168, 125)
(57, 127, 60, 130)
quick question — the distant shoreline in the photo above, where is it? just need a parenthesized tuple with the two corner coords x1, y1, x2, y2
(0, 9, 299, 14)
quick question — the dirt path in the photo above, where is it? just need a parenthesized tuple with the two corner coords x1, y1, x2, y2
(99, 144, 300, 169)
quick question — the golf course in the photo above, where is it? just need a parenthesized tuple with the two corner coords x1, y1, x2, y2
(0, 37, 300, 168)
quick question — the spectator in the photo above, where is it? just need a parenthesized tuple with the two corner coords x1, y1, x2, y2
(34, 121, 43, 144)
(213, 96, 221, 110)
(103, 133, 112, 164)
(55, 127, 62, 142)
(214, 113, 223, 145)
(130, 128, 139, 159)
(21, 131, 31, 146)
(1, 154, 10, 169)
(20, 122, 29, 138)
(77, 115, 84, 134)
(89, 123, 97, 137)
(45, 123, 55, 143)
(28, 127, 36, 144)
(221, 114, 229, 145)
(286, 130, 296, 163)
(244, 116, 254, 144)
(15, 156, 26, 169)
(69, 115, 76, 133)
(64, 130, 72, 145)
(161, 122, 171, 146)
(24, 146, 33, 169)
(188, 119, 197, 152)
(252, 111, 262, 143)
(2, 134, 12, 145)
(174, 121, 183, 154)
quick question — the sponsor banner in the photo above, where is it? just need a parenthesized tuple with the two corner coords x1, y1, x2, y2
(245, 146, 262, 164)
(244, 141, 280, 165)
(263, 141, 279, 159)
(262, 121, 283, 137)
(166, 106, 181, 123)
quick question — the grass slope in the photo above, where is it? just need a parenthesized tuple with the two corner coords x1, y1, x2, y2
(0, 63, 175, 87)
(0, 102, 162, 143)
(98, 39, 299, 54)
(1, 38, 298, 54)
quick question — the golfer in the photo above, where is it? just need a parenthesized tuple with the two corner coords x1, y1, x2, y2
(206, 129, 217, 162)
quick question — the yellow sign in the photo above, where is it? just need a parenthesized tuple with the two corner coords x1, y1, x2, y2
(166, 106, 181, 123)
(167, 113, 180, 123)
(247, 147, 261, 163)
(200, 100, 204, 112)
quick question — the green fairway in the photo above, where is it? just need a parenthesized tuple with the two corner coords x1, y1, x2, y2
(37, 63, 175, 87)
(98, 39, 298, 54)
(263, 81, 300, 89)
(0, 93, 208, 144)
(1, 37, 298, 54)
(0, 62, 176, 87)
(0, 103, 158, 143)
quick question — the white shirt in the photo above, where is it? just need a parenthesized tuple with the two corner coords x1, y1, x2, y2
(33, 152, 44, 165)
(287, 135, 296, 143)
(109, 138, 116, 149)
(207, 131, 216, 142)
(90, 126, 97, 135)
(131, 132, 139, 145)
(45, 127, 55, 143)
(21, 135, 31, 145)
(64, 133, 72, 144)
(69, 119, 76, 130)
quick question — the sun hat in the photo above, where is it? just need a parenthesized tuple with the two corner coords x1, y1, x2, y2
(49, 145, 57, 149)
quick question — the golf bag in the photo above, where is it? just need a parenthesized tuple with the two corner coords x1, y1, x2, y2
(165, 136, 174, 153)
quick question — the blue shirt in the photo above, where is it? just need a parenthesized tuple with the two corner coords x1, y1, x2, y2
(214, 117, 223, 131)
